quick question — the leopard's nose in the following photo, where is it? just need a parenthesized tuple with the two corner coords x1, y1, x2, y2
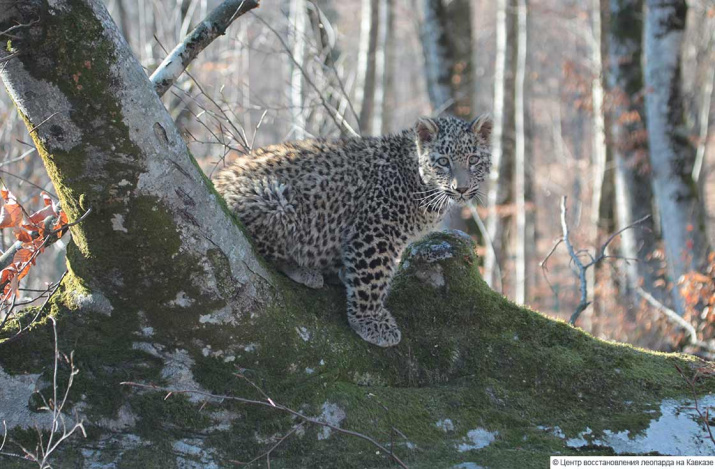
(455, 187, 469, 195)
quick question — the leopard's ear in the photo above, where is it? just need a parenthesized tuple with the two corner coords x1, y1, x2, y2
(416, 117, 439, 143)
(470, 114, 493, 143)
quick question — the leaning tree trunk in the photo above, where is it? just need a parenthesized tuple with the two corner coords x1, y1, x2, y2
(0, 1, 713, 467)
(644, 0, 710, 314)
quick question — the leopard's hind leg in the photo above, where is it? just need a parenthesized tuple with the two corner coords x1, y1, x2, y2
(277, 262, 324, 289)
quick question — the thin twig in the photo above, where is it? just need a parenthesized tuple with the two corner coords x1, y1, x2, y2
(121, 381, 409, 469)
(540, 196, 651, 325)
(251, 13, 359, 138)
(675, 364, 715, 446)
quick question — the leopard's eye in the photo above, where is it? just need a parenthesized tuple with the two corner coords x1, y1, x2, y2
(468, 155, 480, 166)
(436, 157, 450, 166)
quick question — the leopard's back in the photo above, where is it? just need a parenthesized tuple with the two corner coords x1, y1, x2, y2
(214, 137, 391, 272)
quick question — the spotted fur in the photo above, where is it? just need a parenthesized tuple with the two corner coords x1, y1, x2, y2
(214, 115, 492, 347)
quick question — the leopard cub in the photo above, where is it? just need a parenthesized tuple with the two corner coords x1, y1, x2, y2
(214, 115, 492, 347)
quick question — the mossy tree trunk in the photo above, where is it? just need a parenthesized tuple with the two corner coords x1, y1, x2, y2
(0, 0, 272, 315)
(1, 1, 714, 468)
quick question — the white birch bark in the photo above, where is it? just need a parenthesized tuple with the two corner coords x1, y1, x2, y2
(289, 0, 307, 139)
(645, 0, 710, 314)
(586, 0, 608, 319)
(513, 0, 527, 304)
(355, 0, 378, 134)
(371, 0, 390, 136)
(483, 0, 508, 291)
(149, 0, 259, 97)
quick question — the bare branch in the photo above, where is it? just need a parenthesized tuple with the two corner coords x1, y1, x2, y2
(540, 196, 651, 325)
(252, 13, 360, 138)
(150, 0, 261, 97)
(636, 287, 715, 354)
(0, 317, 86, 468)
(675, 364, 715, 446)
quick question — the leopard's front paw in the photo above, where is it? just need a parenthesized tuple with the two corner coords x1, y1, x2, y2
(349, 309, 402, 347)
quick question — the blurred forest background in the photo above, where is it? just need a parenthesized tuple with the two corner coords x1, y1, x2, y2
(1, 0, 714, 354)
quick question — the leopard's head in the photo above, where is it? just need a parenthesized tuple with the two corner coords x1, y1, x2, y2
(414, 115, 493, 210)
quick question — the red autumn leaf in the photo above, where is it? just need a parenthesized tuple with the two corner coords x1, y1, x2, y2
(29, 204, 56, 226)
(14, 229, 32, 243)
(0, 197, 22, 229)
(41, 192, 53, 207)
(687, 272, 711, 284)
(0, 267, 13, 285)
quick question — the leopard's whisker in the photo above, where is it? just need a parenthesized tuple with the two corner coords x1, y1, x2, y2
(419, 190, 445, 207)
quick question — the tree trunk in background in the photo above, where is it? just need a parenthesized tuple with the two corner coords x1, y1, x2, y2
(683, 5, 715, 194)
(514, 0, 527, 304)
(419, 0, 452, 113)
(419, 0, 473, 231)
(371, 0, 393, 135)
(644, 0, 710, 314)
(586, 0, 610, 331)
(419, 0, 473, 117)
(484, 0, 516, 292)
(382, 0, 396, 134)
(355, 0, 378, 134)
(607, 0, 662, 306)
(289, 0, 307, 139)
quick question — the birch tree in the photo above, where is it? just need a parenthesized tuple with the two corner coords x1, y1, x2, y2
(514, 0, 528, 303)
(644, 0, 710, 314)
(355, 0, 379, 134)
(607, 0, 662, 303)
(484, 0, 516, 291)
(289, 0, 307, 139)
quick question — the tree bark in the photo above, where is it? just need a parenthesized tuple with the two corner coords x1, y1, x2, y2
(0, 1, 712, 466)
(484, 0, 516, 292)
(419, 0, 472, 118)
(289, 0, 307, 139)
(371, 0, 392, 135)
(355, 0, 379, 134)
(607, 0, 662, 306)
(644, 0, 710, 314)
(513, 0, 527, 304)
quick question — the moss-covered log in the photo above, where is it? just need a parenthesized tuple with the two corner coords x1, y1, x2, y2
(0, 1, 714, 468)
(1, 232, 714, 468)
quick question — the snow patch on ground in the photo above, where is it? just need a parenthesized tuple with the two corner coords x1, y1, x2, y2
(563, 396, 715, 456)
(457, 428, 497, 452)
